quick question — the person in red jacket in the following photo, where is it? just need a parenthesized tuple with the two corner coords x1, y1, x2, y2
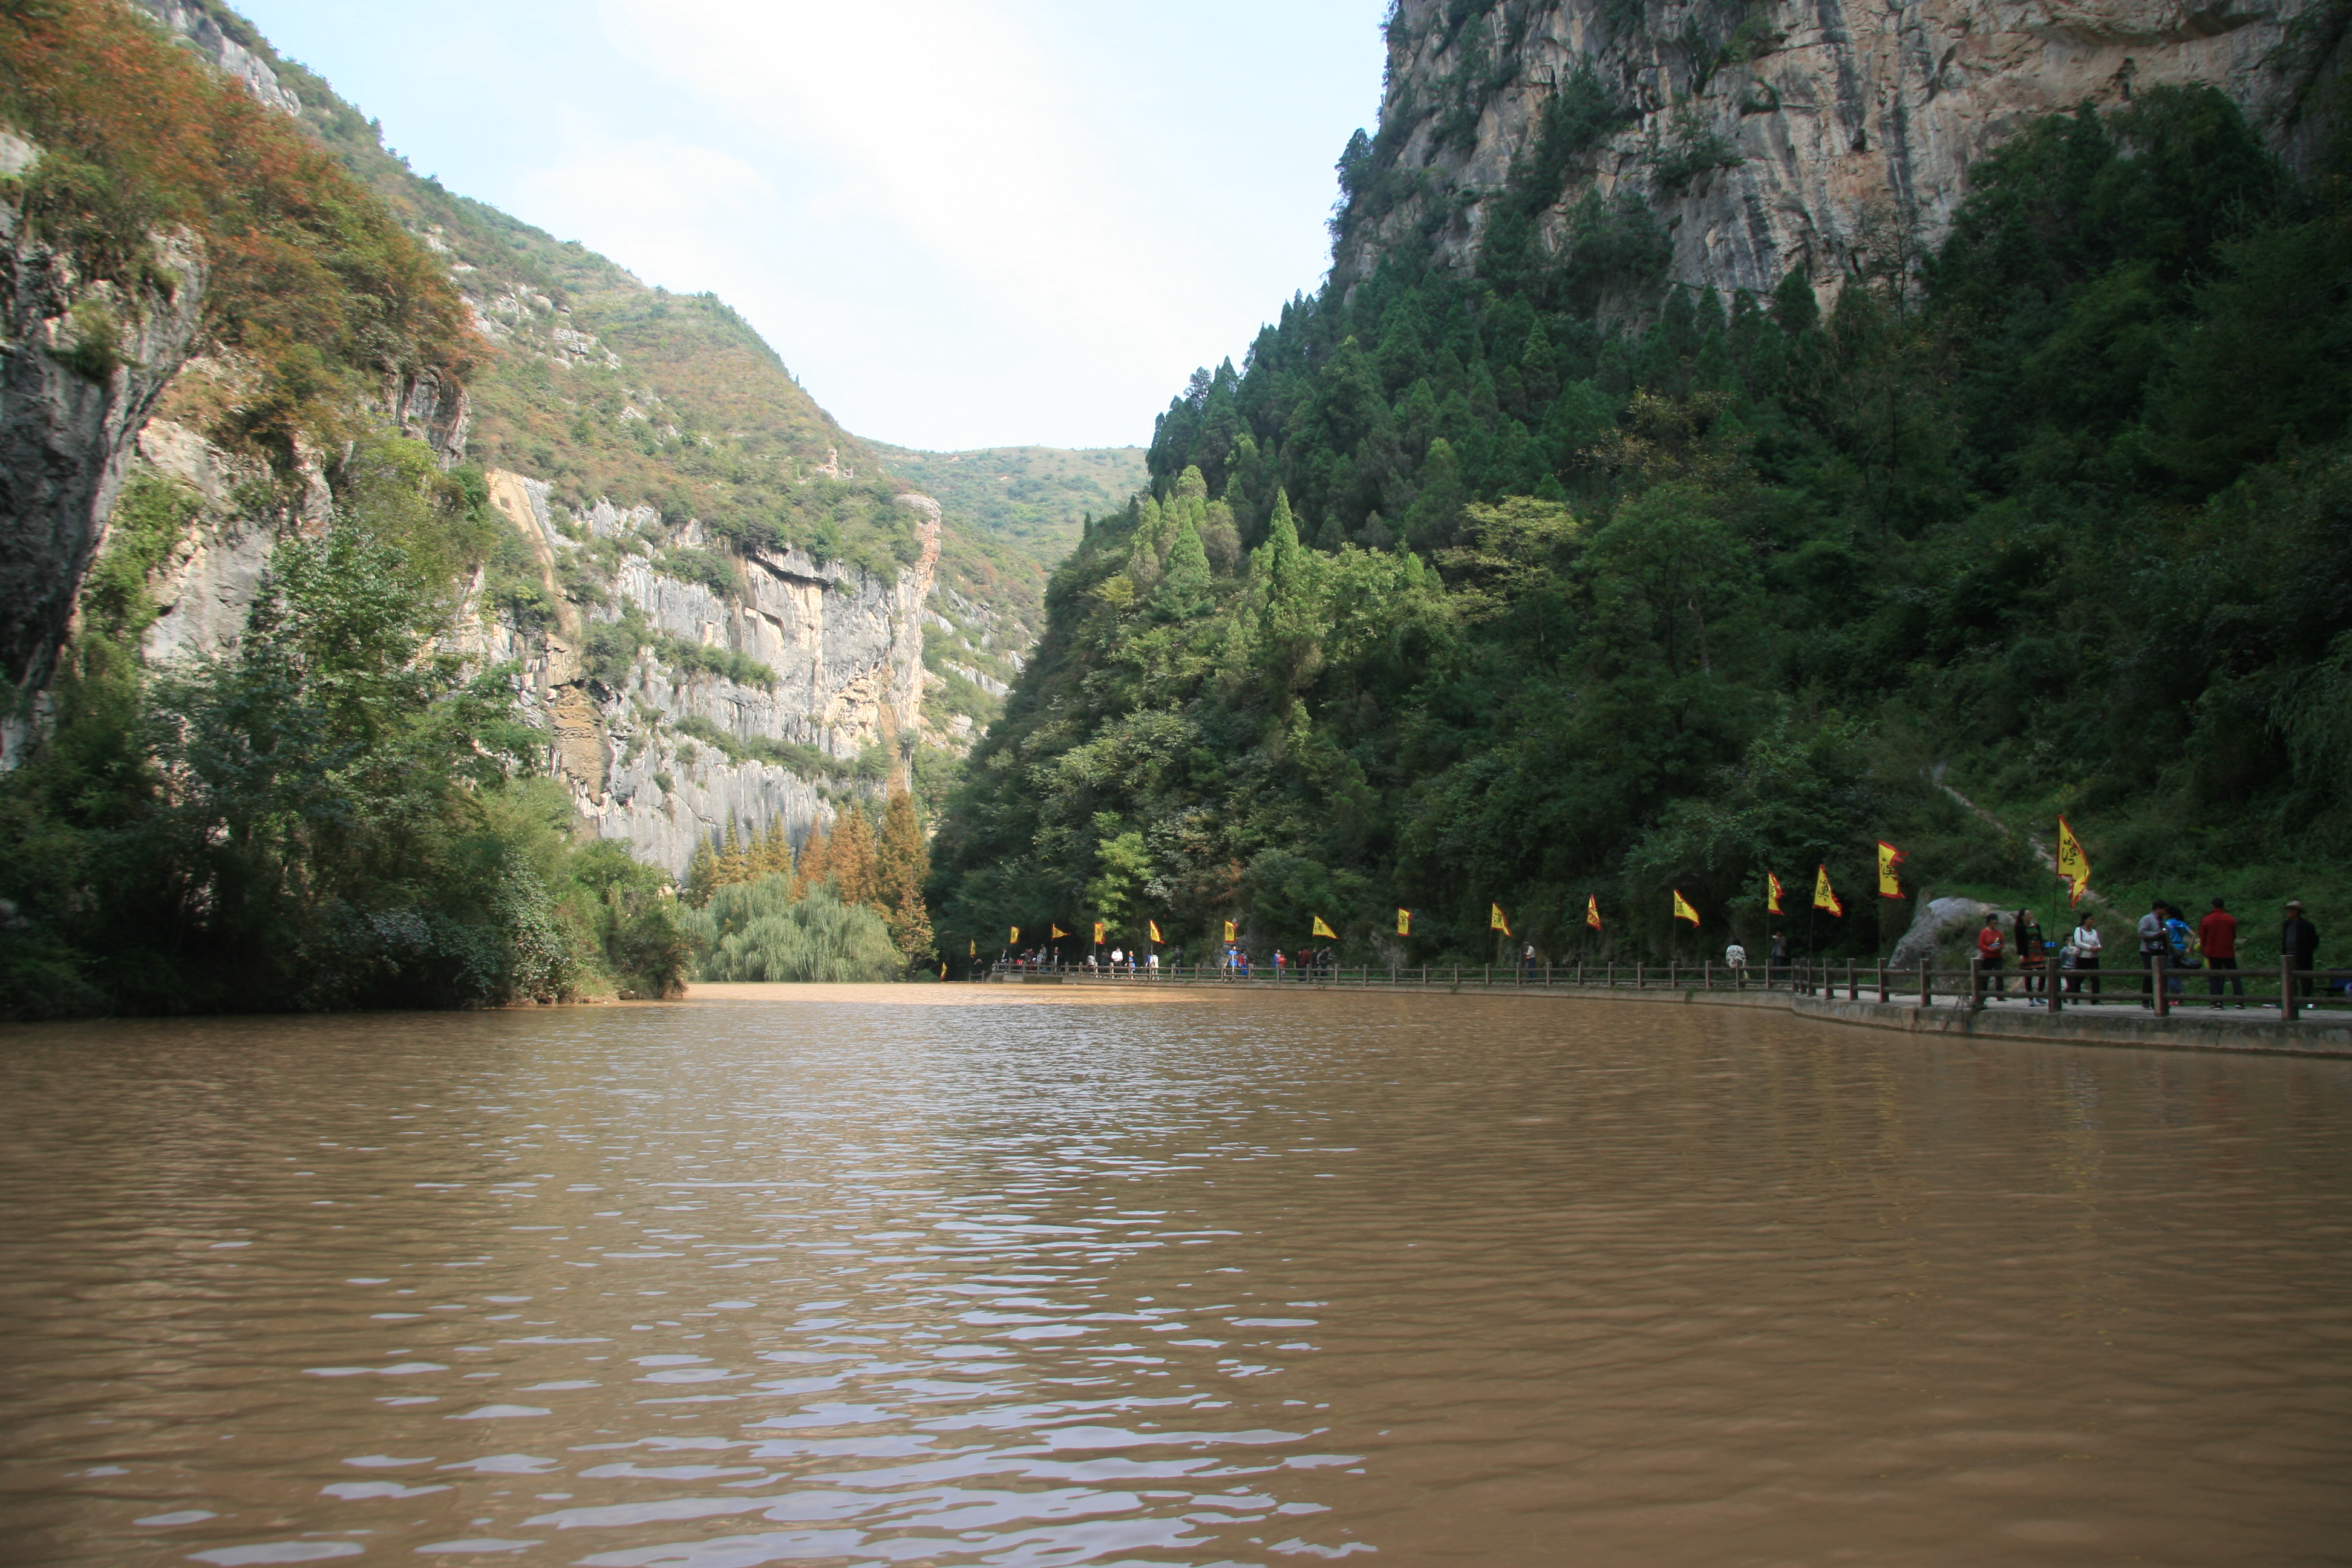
(2198, 898, 2242, 1007)
(1976, 912, 2007, 995)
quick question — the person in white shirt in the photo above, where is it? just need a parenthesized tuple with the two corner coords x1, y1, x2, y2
(1724, 941, 1748, 987)
(1109, 947, 1123, 972)
(2068, 913, 2103, 1002)
(1146, 950, 1158, 973)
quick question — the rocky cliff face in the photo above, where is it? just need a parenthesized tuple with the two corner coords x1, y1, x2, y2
(1341, 0, 2344, 303)
(0, 145, 206, 766)
(465, 474, 941, 875)
(131, 0, 303, 117)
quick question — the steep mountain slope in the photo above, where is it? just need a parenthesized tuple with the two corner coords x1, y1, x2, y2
(928, 1, 2352, 973)
(106, 0, 1076, 869)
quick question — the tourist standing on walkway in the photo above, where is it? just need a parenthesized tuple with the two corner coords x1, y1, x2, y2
(1769, 930, 1790, 984)
(1725, 940, 1747, 987)
(2138, 900, 2172, 1002)
(2069, 914, 2103, 1000)
(2164, 906, 2196, 996)
(1977, 913, 2008, 994)
(2199, 898, 2241, 1005)
(2016, 909, 2046, 1001)
(2283, 901, 2321, 998)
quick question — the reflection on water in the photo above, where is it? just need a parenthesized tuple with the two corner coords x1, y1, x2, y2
(2, 989, 2349, 1566)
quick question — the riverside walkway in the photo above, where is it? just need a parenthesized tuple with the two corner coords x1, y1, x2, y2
(984, 961, 2352, 1059)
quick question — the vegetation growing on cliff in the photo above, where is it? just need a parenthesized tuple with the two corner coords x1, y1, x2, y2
(1, 467, 695, 1017)
(0, 0, 474, 467)
(0, 2, 692, 1017)
(929, 86, 2352, 969)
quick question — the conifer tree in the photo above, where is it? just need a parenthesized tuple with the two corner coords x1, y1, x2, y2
(758, 818, 791, 880)
(831, 805, 881, 912)
(874, 782, 933, 969)
(686, 837, 719, 907)
(1152, 520, 1214, 620)
(718, 820, 747, 887)
(793, 818, 829, 901)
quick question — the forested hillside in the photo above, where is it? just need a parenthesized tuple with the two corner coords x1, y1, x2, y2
(929, 83, 2352, 970)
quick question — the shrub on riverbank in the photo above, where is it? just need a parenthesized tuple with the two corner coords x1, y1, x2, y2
(686, 878, 904, 983)
(0, 488, 688, 1018)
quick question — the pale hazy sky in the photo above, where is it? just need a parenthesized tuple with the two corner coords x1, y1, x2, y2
(235, 0, 1391, 452)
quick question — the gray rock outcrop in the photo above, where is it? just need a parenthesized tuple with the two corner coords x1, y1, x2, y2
(1341, 0, 2343, 305)
(128, 0, 305, 117)
(469, 471, 943, 876)
(0, 168, 206, 765)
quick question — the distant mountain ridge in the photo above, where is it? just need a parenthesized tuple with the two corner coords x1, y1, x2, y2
(866, 443, 1149, 570)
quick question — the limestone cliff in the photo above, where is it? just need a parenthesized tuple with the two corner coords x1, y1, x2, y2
(465, 473, 941, 875)
(1339, 0, 2347, 304)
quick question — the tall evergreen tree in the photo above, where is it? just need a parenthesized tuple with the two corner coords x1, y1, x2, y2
(830, 806, 880, 912)
(874, 782, 934, 970)
(793, 819, 830, 901)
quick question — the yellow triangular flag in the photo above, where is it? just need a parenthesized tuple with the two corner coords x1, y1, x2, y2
(1312, 915, 1337, 939)
(1767, 871, 1785, 915)
(1149, 920, 1163, 943)
(1490, 903, 1511, 936)
(1051, 924, 1068, 939)
(1396, 907, 1411, 936)
(1586, 894, 1602, 931)
(1672, 889, 1700, 926)
(2055, 816, 2091, 906)
(1877, 841, 1906, 900)
(1813, 864, 1843, 917)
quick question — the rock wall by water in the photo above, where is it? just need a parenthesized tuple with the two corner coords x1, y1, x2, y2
(1341, 0, 2344, 304)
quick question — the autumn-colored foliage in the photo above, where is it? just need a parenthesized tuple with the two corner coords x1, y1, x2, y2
(0, 0, 475, 461)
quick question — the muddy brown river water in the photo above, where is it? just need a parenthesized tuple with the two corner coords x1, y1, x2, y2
(2, 987, 2348, 1566)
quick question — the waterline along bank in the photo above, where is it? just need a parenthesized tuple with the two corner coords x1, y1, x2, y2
(983, 961, 2352, 1059)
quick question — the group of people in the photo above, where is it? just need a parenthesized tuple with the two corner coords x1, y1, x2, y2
(1970, 897, 2324, 1007)
(1005, 946, 1175, 972)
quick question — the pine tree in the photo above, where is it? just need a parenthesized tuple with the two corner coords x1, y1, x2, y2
(792, 818, 829, 901)
(686, 837, 719, 907)
(874, 782, 933, 969)
(830, 805, 880, 912)
(1151, 520, 1214, 620)
(757, 818, 791, 880)
(718, 820, 747, 887)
